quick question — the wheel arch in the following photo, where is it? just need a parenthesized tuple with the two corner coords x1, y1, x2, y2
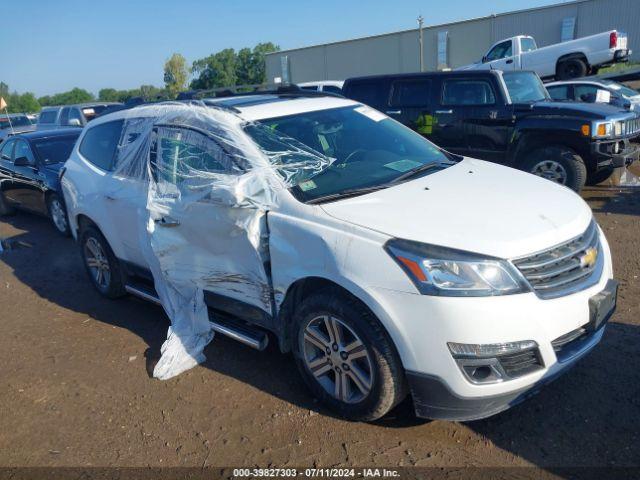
(276, 276, 408, 368)
(556, 52, 590, 75)
(510, 130, 589, 166)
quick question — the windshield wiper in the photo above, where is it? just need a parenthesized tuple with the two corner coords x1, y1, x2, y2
(306, 184, 391, 204)
(390, 161, 442, 183)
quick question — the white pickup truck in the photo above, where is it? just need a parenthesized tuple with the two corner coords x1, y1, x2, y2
(459, 31, 630, 80)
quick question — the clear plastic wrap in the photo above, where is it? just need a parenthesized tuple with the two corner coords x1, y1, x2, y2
(107, 102, 333, 379)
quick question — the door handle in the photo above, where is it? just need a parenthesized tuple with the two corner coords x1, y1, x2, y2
(435, 110, 453, 114)
(506, 59, 514, 64)
(157, 217, 180, 227)
(104, 194, 116, 201)
(386, 110, 402, 115)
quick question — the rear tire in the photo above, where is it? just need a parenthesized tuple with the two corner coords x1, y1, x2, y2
(0, 191, 16, 216)
(557, 58, 588, 80)
(586, 167, 615, 186)
(47, 193, 70, 236)
(522, 146, 587, 192)
(79, 225, 126, 298)
(292, 288, 407, 421)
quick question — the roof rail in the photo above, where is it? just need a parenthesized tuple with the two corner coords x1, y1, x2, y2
(177, 83, 344, 100)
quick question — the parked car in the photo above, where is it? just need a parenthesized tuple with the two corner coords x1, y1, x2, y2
(36, 103, 121, 131)
(546, 78, 640, 113)
(459, 31, 631, 80)
(0, 114, 36, 143)
(298, 81, 344, 95)
(342, 70, 640, 190)
(61, 93, 616, 421)
(0, 129, 81, 235)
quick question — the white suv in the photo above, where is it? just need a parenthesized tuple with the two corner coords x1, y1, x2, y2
(61, 91, 617, 421)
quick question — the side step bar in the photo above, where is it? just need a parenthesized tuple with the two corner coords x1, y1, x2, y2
(125, 285, 269, 351)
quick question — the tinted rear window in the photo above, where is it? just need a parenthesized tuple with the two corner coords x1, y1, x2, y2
(345, 81, 390, 108)
(39, 110, 58, 124)
(1, 116, 32, 129)
(79, 120, 124, 171)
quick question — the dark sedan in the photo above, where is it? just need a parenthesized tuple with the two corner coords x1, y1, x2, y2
(0, 129, 81, 235)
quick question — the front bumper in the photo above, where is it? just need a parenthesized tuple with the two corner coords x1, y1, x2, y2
(591, 139, 639, 169)
(407, 321, 608, 421)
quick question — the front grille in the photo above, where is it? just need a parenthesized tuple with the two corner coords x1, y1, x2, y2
(621, 117, 640, 137)
(513, 221, 601, 299)
(498, 348, 543, 378)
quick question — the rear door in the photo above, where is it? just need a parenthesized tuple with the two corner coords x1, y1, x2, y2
(436, 76, 511, 162)
(146, 124, 273, 316)
(387, 77, 436, 137)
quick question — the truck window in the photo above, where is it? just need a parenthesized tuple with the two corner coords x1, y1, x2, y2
(346, 81, 390, 108)
(390, 80, 431, 107)
(442, 80, 496, 106)
(38, 110, 58, 124)
(520, 38, 537, 53)
(58, 107, 70, 126)
(486, 40, 512, 61)
(503, 72, 548, 103)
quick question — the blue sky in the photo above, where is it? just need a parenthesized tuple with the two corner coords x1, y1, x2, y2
(1, 0, 568, 96)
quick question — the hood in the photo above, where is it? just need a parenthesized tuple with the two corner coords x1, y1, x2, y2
(528, 101, 629, 119)
(321, 158, 593, 259)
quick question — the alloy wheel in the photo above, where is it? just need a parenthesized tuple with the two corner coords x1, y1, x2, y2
(302, 315, 373, 404)
(84, 237, 111, 289)
(531, 160, 568, 184)
(50, 198, 68, 233)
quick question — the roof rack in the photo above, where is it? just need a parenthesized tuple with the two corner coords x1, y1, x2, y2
(177, 83, 344, 100)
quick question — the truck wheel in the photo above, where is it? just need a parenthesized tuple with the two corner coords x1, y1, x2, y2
(79, 225, 126, 298)
(586, 167, 615, 186)
(523, 146, 587, 192)
(0, 191, 16, 216)
(557, 58, 588, 80)
(292, 288, 407, 421)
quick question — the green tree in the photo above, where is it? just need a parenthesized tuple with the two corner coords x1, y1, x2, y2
(190, 48, 237, 90)
(98, 88, 120, 102)
(40, 88, 94, 106)
(0, 82, 9, 100)
(163, 53, 189, 99)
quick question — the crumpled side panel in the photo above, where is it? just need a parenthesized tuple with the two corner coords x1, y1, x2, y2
(108, 103, 333, 379)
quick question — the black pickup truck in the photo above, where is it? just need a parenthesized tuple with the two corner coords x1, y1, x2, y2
(342, 70, 640, 191)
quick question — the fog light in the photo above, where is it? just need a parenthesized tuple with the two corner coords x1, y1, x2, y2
(448, 340, 537, 358)
(448, 340, 539, 385)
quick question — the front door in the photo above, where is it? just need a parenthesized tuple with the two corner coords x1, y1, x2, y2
(10, 139, 46, 213)
(485, 40, 516, 71)
(146, 124, 273, 317)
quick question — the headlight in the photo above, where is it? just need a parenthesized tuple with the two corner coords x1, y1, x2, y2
(385, 239, 530, 297)
(593, 120, 614, 138)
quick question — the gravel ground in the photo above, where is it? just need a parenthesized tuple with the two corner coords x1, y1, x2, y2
(0, 182, 639, 475)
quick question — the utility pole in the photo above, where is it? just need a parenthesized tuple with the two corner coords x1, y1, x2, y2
(417, 15, 424, 72)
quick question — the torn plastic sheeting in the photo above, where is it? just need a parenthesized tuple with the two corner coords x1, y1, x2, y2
(600, 165, 640, 187)
(109, 102, 333, 379)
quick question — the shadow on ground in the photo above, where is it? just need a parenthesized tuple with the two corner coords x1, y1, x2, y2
(1, 210, 639, 474)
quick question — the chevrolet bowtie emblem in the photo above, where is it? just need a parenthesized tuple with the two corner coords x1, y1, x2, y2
(580, 247, 598, 268)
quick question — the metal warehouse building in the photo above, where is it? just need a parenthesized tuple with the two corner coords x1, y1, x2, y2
(266, 0, 639, 83)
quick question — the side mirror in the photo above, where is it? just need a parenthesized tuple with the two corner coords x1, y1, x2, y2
(68, 118, 82, 127)
(482, 55, 488, 63)
(14, 156, 35, 167)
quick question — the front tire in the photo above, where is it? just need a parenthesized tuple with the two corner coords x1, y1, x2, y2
(522, 146, 587, 192)
(47, 193, 70, 236)
(80, 226, 126, 298)
(292, 289, 407, 421)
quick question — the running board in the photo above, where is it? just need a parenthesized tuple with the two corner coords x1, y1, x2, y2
(125, 285, 269, 351)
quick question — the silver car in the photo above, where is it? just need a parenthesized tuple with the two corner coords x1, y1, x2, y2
(0, 113, 36, 143)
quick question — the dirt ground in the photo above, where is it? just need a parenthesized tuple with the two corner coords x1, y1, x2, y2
(0, 182, 639, 475)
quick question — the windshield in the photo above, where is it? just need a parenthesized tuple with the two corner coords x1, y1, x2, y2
(0, 115, 32, 129)
(503, 71, 548, 103)
(33, 135, 79, 165)
(244, 106, 453, 203)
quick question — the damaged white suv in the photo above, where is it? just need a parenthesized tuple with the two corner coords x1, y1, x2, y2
(61, 90, 617, 421)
